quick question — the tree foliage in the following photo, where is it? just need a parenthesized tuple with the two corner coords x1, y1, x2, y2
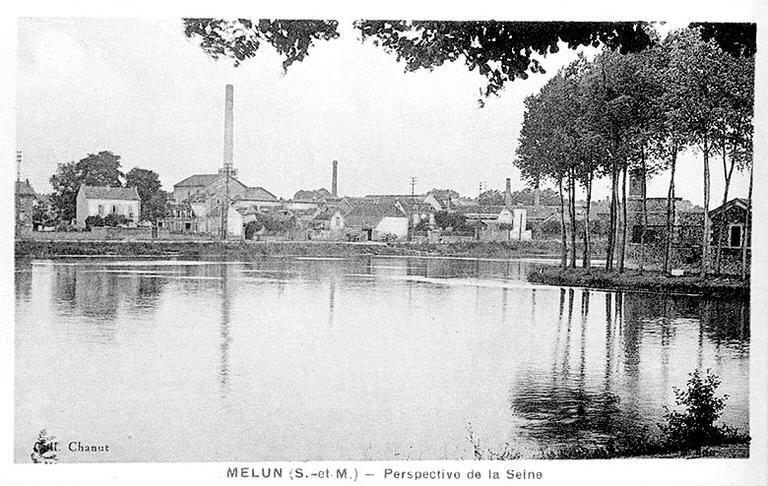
(49, 151, 124, 224)
(183, 18, 340, 69)
(433, 210, 469, 231)
(478, 189, 504, 206)
(515, 25, 754, 274)
(427, 188, 460, 200)
(661, 369, 730, 449)
(125, 167, 168, 222)
(691, 22, 756, 57)
(355, 21, 653, 100)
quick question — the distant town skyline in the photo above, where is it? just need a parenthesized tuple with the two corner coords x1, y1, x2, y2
(16, 17, 749, 205)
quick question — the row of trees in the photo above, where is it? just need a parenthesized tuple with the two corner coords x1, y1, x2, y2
(515, 26, 754, 277)
(477, 187, 561, 206)
(47, 151, 169, 225)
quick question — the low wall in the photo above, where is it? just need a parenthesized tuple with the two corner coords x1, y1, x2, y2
(90, 227, 153, 240)
(26, 231, 95, 240)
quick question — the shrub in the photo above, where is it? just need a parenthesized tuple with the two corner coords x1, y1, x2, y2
(660, 369, 729, 449)
(413, 218, 430, 231)
(244, 220, 262, 240)
(85, 215, 104, 229)
(103, 213, 129, 227)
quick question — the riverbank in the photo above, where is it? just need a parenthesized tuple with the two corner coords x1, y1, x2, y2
(527, 266, 749, 299)
(15, 239, 599, 260)
(475, 435, 750, 460)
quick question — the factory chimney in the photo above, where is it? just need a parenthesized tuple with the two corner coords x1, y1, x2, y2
(534, 183, 541, 211)
(332, 160, 338, 197)
(505, 178, 512, 209)
(220, 84, 237, 178)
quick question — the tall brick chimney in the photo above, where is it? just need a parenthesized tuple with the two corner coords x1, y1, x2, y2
(332, 160, 338, 197)
(222, 84, 235, 176)
(505, 178, 512, 209)
(534, 183, 541, 210)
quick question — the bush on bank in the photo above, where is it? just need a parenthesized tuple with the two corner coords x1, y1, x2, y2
(470, 370, 749, 460)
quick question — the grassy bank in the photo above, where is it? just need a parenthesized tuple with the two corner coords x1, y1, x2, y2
(473, 436, 750, 460)
(16, 238, 595, 260)
(527, 266, 749, 298)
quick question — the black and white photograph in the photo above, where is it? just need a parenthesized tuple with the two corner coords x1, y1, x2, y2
(1, 2, 766, 485)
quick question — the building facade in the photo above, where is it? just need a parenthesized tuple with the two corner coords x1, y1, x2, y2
(15, 179, 36, 237)
(76, 185, 141, 227)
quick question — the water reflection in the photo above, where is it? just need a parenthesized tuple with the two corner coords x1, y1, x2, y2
(15, 257, 750, 462)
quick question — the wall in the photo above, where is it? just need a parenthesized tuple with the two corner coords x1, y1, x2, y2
(227, 206, 243, 238)
(374, 217, 409, 240)
(78, 197, 140, 226)
(90, 226, 152, 240)
(626, 242, 750, 275)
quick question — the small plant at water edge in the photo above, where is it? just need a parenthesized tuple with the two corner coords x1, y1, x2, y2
(660, 369, 742, 450)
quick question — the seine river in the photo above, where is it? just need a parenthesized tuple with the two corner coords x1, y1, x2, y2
(14, 256, 749, 462)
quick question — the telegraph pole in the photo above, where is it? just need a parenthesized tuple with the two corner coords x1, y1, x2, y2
(16, 151, 22, 182)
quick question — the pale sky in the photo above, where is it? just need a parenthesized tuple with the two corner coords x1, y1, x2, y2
(16, 17, 750, 205)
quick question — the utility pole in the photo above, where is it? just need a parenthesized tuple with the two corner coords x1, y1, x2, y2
(16, 151, 22, 182)
(409, 176, 417, 241)
(478, 181, 487, 201)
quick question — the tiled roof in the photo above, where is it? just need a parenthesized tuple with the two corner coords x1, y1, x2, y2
(710, 198, 748, 216)
(314, 207, 340, 221)
(15, 179, 35, 196)
(80, 185, 140, 201)
(243, 186, 278, 201)
(396, 197, 434, 213)
(174, 174, 220, 187)
(345, 199, 404, 228)
(459, 205, 507, 215)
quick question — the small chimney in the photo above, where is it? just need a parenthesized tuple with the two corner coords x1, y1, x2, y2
(534, 184, 541, 210)
(332, 160, 338, 197)
(505, 178, 512, 209)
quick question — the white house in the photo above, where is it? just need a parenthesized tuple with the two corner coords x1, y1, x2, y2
(76, 185, 141, 227)
(374, 216, 409, 240)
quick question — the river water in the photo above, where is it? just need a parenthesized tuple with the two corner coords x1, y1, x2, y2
(14, 256, 749, 462)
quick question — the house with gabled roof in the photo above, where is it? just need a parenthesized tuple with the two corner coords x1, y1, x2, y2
(76, 185, 140, 227)
(15, 179, 36, 236)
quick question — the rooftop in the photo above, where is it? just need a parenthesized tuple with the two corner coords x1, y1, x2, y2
(15, 179, 35, 196)
(80, 185, 140, 201)
(174, 174, 220, 187)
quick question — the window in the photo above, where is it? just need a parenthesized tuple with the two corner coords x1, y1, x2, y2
(729, 224, 743, 248)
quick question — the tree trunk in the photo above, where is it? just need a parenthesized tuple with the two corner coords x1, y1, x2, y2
(664, 147, 678, 274)
(583, 174, 593, 269)
(701, 140, 711, 278)
(606, 160, 617, 271)
(618, 164, 628, 273)
(569, 169, 577, 269)
(639, 146, 649, 273)
(741, 160, 753, 280)
(715, 138, 736, 275)
(558, 176, 568, 269)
